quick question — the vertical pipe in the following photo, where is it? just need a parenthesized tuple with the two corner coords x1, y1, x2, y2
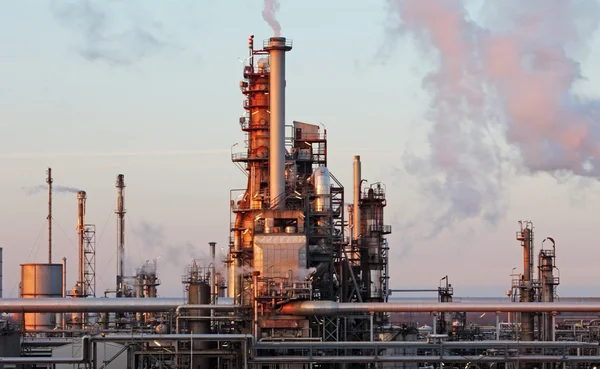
(209, 242, 216, 304)
(252, 271, 260, 339)
(369, 312, 374, 342)
(77, 191, 87, 298)
(62, 257, 66, 330)
(47, 168, 53, 264)
(496, 313, 500, 340)
(77, 191, 86, 328)
(353, 156, 361, 241)
(115, 174, 126, 297)
(264, 37, 292, 209)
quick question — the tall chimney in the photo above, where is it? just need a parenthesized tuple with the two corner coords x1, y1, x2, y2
(353, 156, 361, 241)
(116, 174, 126, 297)
(264, 37, 292, 209)
(77, 191, 87, 297)
(47, 168, 53, 263)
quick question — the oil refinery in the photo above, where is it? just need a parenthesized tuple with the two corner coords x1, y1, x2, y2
(3, 35, 600, 369)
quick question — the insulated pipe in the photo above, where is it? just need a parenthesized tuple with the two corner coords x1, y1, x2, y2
(0, 298, 187, 312)
(250, 356, 600, 364)
(353, 155, 361, 240)
(264, 37, 292, 209)
(280, 301, 600, 315)
(0, 335, 89, 364)
(252, 340, 600, 349)
(90, 333, 254, 343)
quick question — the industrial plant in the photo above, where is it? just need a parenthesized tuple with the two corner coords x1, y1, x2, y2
(3, 35, 600, 369)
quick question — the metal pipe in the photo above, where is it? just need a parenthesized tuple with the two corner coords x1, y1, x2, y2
(252, 340, 599, 349)
(264, 37, 292, 209)
(91, 333, 253, 343)
(353, 155, 361, 240)
(250, 355, 600, 364)
(280, 301, 600, 315)
(0, 298, 186, 312)
(77, 191, 86, 297)
(47, 167, 53, 264)
(0, 335, 89, 364)
(175, 304, 240, 315)
(115, 174, 125, 297)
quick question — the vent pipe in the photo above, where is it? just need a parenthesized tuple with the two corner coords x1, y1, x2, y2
(77, 191, 87, 297)
(47, 168, 53, 263)
(264, 37, 292, 209)
(116, 174, 126, 297)
(353, 156, 361, 240)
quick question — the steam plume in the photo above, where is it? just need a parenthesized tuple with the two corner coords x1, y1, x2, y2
(51, 0, 170, 65)
(387, 0, 600, 234)
(23, 185, 82, 196)
(133, 221, 222, 271)
(262, 0, 281, 37)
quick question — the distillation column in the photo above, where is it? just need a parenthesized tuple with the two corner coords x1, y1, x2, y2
(539, 237, 558, 341)
(353, 156, 361, 241)
(77, 191, 87, 298)
(517, 222, 535, 342)
(76, 191, 87, 327)
(264, 37, 292, 209)
(116, 174, 126, 297)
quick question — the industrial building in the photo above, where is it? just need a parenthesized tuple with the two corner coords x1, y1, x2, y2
(2, 35, 600, 369)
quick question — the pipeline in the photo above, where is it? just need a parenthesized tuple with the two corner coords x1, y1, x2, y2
(280, 301, 600, 315)
(250, 355, 600, 364)
(0, 299, 242, 313)
(0, 335, 90, 364)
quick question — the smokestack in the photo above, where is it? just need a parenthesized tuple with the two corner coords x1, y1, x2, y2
(77, 191, 87, 297)
(353, 156, 361, 241)
(115, 174, 126, 297)
(47, 168, 53, 264)
(264, 37, 292, 209)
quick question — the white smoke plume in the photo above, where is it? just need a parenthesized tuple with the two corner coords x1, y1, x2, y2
(132, 221, 225, 272)
(23, 185, 82, 196)
(51, 0, 171, 65)
(387, 0, 600, 235)
(262, 0, 282, 37)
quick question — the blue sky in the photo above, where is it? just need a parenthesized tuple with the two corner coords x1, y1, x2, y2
(2, 0, 600, 299)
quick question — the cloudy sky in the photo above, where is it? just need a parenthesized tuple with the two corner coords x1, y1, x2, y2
(2, 0, 600, 299)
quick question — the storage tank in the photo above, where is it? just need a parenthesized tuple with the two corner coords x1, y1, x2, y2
(188, 281, 210, 369)
(20, 263, 63, 330)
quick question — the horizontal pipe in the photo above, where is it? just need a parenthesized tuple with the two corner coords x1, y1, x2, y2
(175, 304, 241, 315)
(0, 299, 239, 313)
(253, 340, 600, 349)
(0, 335, 89, 364)
(91, 333, 254, 343)
(251, 355, 600, 364)
(0, 298, 185, 312)
(280, 301, 600, 315)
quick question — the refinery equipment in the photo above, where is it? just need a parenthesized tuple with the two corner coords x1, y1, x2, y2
(4, 35, 600, 369)
(228, 35, 393, 343)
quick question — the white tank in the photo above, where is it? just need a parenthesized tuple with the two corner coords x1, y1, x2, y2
(314, 167, 330, 211)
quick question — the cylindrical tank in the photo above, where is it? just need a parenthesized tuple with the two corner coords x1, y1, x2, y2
(20, 263, 63, 330)
(188, 281, 210, 369)
(314, 166, 330, 211)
